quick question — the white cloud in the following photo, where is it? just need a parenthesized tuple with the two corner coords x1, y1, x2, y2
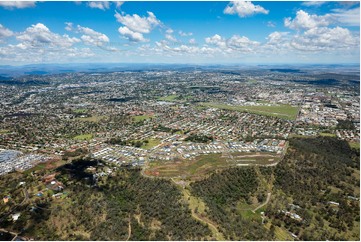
(0, 1, 36, 9)
(77, 25, 109, 46)
(205, 34, 260, 53)
(302, 1, 326, 7)
(189, 38, 196, 44)
(115, 11, 161, 43)
(179, 31, 193, 37)
(87, 1, 110, 10)
(165, 34, 177, 42)
(224, 1, 269, 18)
(115, 11, 160, 34)
(226, 35, 260, 52)
(332, 7, 360, 26)
(266, 31, 289, 44)
(290, 26, 359, 51)
(267, 21, 276, 27)
(205, 34, 227, 48)
(0, 23, 97, 63)
(65, 22, 73, 31)
(17, 23, 80, 48)
(284, 10, 332, 30)
(0, 24, 13, 40)
(114, 1, 124, 9)
(118, 26, 147, 42)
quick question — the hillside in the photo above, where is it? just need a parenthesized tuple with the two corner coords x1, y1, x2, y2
(0, 136, 359, 240)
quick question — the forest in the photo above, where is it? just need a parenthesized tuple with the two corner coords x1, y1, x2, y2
(0, 136, 359, 240)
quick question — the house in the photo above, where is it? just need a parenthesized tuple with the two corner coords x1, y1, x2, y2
(11, 213, 21, 221)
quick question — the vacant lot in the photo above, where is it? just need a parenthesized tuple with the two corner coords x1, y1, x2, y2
(73, 134, 93, 140)
(133, 114, 153, 122)
(158, 95, 179, 101)
(200, 102, 299, 120)
(141, 139, 161, 149)
(145, 152, 282, 180)
(75, 116, 105, 122)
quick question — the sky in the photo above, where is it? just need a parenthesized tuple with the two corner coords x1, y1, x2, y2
(0, 1, 359, 65)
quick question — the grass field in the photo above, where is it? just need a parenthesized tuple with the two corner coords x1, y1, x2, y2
(319, 132, 336, 137)
(73, 134, 93, 140)
(74, 108, 88, 113)
(133, 114, 153, 122)
(76, 116, 105, 122)
(200, 102, 299, 120)
(158, 95, 178, 101)
(0, 129, 10, 134)
(348, 141, 360, 150)
(141, 139, 161, 149)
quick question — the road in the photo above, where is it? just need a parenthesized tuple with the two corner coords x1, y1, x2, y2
(252, 192, 271, 213)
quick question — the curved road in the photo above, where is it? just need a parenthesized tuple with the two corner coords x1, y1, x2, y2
(252, 192, 271, 213)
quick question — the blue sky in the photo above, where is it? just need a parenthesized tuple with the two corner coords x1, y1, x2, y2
(0, 1, 359, 65)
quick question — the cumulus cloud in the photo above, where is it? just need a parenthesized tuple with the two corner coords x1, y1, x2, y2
(0, 23, 97, 63)
(115, 11, 161, 42)
(290, 26, 359, 51)
(226, 35, 260, 52)
(224, 1, 269, 18)
(16, 23, 80, 48)
(118, 26, 147, 42)
(65, 22, 73, 31)
(165, 34, 177, 42)
(205, 34, 260, 52)
(205, 34, 227, 48)
(189, 38, 196, 44)
(179, 31, 193, 37)
(115, 11, 160, 34)
(0, 24, 13, 40)
(284, 10, 332, 30)
(87, 1, 110, 10)
(77, 25, 109, 46)
(0, 1, 36, 9)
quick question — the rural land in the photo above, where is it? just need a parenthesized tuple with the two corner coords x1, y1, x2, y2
(0, 64, 359, 241)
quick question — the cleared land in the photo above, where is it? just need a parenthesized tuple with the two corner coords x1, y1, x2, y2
(141, 139, 161, 149)
(319, 132, 336, 137)
(158, 95, 179, 101)
(73, 134, 93, 140)
(348, 141, 360, 150)
(75, 116, 105, 122)
(0, 129, 10, 134)
(200, 102, 299, 120)
(133, 114, 153, 122)
(144, 152, 282, 180)
(73, 109, 88, 113)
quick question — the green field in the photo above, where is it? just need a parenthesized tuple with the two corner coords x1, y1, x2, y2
(76, 116, 105, 122)
(74, 108, 88, 113)
(200, 102, 299, 120)
(133, 114, 153, 122)
(158, 95, 178, 101)
(348, 141, 360, 150)
(141, 138, 161, 149)
(319, 132, 336, 137)
(0, 129, 10, 134)
(73, 134, 93, 140)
